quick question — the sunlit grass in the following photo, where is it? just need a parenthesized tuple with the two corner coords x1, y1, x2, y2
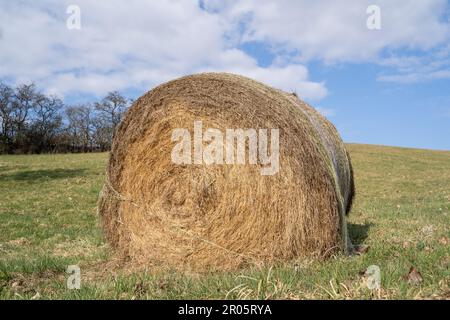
(0, 145, 449, 299)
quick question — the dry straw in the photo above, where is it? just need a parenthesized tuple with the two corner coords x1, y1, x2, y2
(98, 73, 355, 271)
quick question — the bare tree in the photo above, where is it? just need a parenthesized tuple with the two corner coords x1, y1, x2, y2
(66, 104, 95, 152)
(0, 82, 14, 152)
(27, 94, 63, 153)
(92, 119, 112, 151)
(94, 91, 129, 138)
(0, 81, 130, 154)
(11, 83, 37, 150)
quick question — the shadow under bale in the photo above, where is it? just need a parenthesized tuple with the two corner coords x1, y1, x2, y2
(98, 73, 355, 271)
(348, 222, 373, 244)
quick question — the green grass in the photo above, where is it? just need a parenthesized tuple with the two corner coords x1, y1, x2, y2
(0, 144, 449, 299)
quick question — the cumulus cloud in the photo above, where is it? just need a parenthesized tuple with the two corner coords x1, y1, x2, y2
(0, 0, 327, 100)
(200, 62, 328, 100)
(0, 0, 449, 101)
(204, 0, 450, 63)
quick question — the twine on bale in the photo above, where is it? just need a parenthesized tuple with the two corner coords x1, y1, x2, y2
(98, 72, 355, 271)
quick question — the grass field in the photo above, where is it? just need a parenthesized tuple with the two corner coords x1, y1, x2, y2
(0, 144, 449, 299)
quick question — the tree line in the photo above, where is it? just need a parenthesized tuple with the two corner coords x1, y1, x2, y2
(0, 82, 131, 154)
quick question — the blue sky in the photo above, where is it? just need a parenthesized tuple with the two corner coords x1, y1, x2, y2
(1, 0, 449, 150)
(309, 61, 450, 150)
(240, 39, 450, 149)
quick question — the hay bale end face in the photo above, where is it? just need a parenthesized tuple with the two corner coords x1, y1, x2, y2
(98, 73, 355, 271)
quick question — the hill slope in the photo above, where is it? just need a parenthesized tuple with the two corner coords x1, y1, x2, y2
(0, 144, 449, 299)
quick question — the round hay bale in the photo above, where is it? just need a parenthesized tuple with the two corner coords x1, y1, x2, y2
(98, 72, 355, 271)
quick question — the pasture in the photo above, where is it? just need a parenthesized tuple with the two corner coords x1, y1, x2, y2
(0, 144, 448, 299)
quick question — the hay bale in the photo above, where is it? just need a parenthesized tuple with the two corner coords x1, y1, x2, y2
(98, 72, 355, 271)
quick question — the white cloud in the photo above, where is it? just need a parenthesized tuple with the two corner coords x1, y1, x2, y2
(201, 62, 328, 100)
(0, 0, 327, 100)
(1, 0, 449, 101)
(204, 0, 450, 63)
(377, 70, 450, 83)
(377, 50, 450, 83)
(204, 0, 450, 85)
